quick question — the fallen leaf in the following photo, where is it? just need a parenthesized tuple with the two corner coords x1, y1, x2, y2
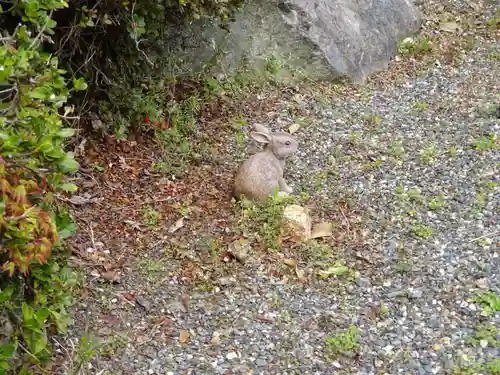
(122, 292, 136, 301)
(100, 270, 120, 283)
(168, 217, 184, 233)
(284, 258, 297, 267)
(179, 329, 190, 344)
(295, 267, 306, 281)
(124, 220, 145, 231)
(288, 123, 300, 134)
(181, 294, 189, 312)
(102, 314, 121, 325)
(310, 222, 334, 239)
(256, 315, 274, 323)
(211, 331, 221, 345)
(65, 195, 103, 205)
(135, 296, 151, 311)
(158, 318, 174, 326)
(317, 264, 350, 279)
(439, 21, 460, 33)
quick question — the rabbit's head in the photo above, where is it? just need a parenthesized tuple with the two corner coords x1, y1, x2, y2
(250, 124, 298, 160)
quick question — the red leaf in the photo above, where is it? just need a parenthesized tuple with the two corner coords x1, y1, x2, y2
(123, 292, 136, 301)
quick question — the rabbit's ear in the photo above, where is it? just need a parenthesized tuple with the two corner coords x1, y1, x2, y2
(253, 124, 271, 134)
(250, 131, 272, 144)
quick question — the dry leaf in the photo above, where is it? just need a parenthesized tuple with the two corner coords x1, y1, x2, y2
(124, 220, 145, 231)
(284, 258, 297, 267)
(295, 267, 306, 281)
(181, 294, 189, 312)
(211, 331, 221, 345)
(168, 217, 184, 233)
(122, 292, 136, 301)
(179, 329, 190, 344)
(310, 222, 334, 239)
(439, 21, 460, 33)
(288, 123, 301, 134)
(100, 270, 120, 282)
(65, 195, 103, 205)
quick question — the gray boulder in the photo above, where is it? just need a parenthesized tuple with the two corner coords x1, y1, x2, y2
(163, 0, 422, 83)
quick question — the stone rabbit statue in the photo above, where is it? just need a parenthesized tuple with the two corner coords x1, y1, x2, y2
(233, 124, 299, 202)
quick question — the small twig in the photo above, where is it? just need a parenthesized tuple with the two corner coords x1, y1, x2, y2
(110, 291, 136, 307)
(88, 223, 96, 248)
(338, 204, 352, 239)
(468, 231, 500, 243)
(4, 206, 36, 221)
(129, 1, 154, 67)
(28, 10, 54, 50)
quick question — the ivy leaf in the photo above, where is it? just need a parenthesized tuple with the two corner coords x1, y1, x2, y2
(27, 332, 48, 355)
(59, 223, 77, 239)
(0, 284, 13, 303)
(30, 86, 51, 100)
(60, 183, 78, 192)
(22, 303, 34, 323)
(0, 344, 16, 359)
(58, 152, 79, 173)
(73, 77, 88, 91)
(35, 308, 51, 323)
(57, 128, 76, 138)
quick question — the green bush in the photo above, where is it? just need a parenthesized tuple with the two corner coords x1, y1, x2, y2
(0, 0, 84, 370)
(46, 0, 244, 140)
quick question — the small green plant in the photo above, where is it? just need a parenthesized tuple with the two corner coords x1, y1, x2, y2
(209, 237, 222, 258)
(398, 37, 432, 57)
(272, 295, 283, 308)
(470, 323, 499, 348)
(389, 140, 406, 159)
(485, 11, 500, 28)
(447, 146, 459, 157)
(394, 242, 412, 274)
(412, 100, 429, 112)
(230, 116, 248, 147)
(64, 335, 102, 374)
(473, 190, 486, 212)
(365, 113, 382, 126)
(411, 224, 433, 239)
(325, 324, 360, 357)
(428, 194, 445, 211)
(153, 95, 201, 177)
(421, 143, 438, 164)
(239, 193, 296, 251)
(314, 171, 328, 190)
(316, 262, 351, 279)
(406, 187, 425, 203)
(265, 54, 284, 75)
(142, 206, 160, 225)
(194, 280, 215, 293)
(486, 181, 498, 190)
(474, 238, 491, 247)
(473, 291, 500, 316)
(454, 358, 500, 374)
(488, 51, 500, 60)
(472, 134, 499, 152)
(379, 302, 390, 316)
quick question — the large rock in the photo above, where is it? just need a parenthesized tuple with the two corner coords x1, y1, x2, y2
(162, 0, 422, 83)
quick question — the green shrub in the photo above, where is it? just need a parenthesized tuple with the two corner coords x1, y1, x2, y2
(0, 0, 84, 370)
(45, 0, 245, 141)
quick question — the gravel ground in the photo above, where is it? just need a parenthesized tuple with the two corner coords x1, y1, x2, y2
(64, 2, 499, 375)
